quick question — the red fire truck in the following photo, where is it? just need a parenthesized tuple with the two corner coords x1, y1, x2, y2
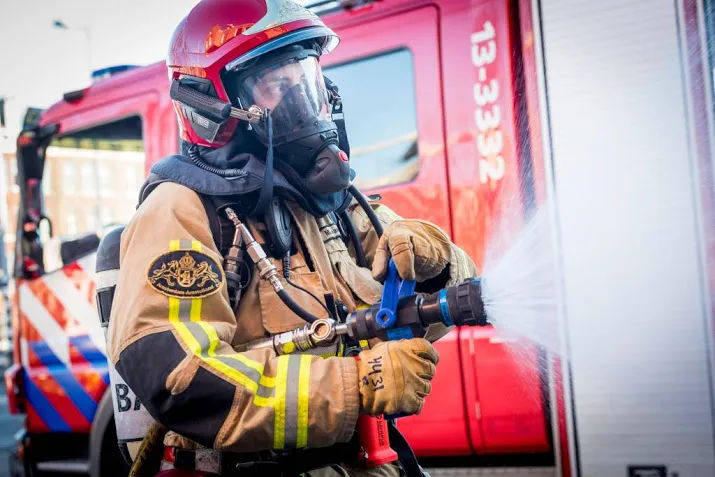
(6, 0, 715, 476)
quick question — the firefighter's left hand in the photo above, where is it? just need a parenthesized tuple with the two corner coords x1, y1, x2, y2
(372, 219, 452, 282)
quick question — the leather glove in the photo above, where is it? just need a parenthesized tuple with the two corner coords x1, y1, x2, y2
(357, 338, 439, 416)
(372, 219, 452, 282)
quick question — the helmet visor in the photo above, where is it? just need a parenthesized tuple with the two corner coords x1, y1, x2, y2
(235, 56, 331, 138)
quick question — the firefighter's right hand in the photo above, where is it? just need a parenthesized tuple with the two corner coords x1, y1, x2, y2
(356, 338, 439, 416)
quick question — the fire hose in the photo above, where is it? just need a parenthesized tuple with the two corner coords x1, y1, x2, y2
(236, 270, 487, 356)
(234, 213, 489, 471)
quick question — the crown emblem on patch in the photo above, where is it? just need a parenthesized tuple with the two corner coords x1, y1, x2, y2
(178, 253, 196, 270)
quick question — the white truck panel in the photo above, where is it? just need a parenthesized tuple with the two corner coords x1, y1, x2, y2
(534, 1, 715, 476)
(426, 468, 556, 477)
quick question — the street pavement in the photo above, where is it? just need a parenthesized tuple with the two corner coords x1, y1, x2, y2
(0, 364, 23, 477)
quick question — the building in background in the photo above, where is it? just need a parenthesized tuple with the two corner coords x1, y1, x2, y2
(2, 140, 145, 257)
(0, 137, 145, 358)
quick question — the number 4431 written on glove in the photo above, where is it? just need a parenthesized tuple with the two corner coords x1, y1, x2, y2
(356, 338, 439, 416)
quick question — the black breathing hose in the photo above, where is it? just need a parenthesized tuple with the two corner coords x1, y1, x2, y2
(187, 144, 247, 178)
(348, 185, 384, 238)
(339, 210, 368, 268)
(282, 253, 331, 319)
(259, 111, 326, 323)
(276, 289, 322, 323)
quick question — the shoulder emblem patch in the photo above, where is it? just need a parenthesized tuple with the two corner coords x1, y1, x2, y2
(147, 250, 224, 299)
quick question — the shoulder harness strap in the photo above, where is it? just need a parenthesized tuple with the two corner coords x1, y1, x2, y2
(138, 173, 233, 257)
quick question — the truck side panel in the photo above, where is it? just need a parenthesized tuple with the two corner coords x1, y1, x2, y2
(15, 86, 169, 436)
(17, 253, 108, 433)
(534, 0, 715, 475)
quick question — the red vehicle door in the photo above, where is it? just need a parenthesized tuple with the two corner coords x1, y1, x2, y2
(439, 0, 550, 455)
(321, 5, 474, 456)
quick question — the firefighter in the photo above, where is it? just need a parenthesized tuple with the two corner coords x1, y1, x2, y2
(106, 0, 478, 475)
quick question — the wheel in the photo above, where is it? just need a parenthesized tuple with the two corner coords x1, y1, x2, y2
(93, 418, 129, 477)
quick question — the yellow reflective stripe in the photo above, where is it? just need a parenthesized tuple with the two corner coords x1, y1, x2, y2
(172, 316, 260, 392)
(296, 354, 311, 448)
(201, 328, 270, 388)
(273, 356, 290, 449)
(169, 297, 180, 322)
(165, 240, 266, 375)
(253, 394, 274, 407)
(170, 239, 202, 252)
(195, 321, 220, 355)
(190, 299, 202, 322)
(224, 351, 268, 377)
(164, 238, 305, 448)
(259, 374, 276, 387)
(188, 319, 267, 392)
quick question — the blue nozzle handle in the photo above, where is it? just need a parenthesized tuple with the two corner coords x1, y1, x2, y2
(376, 259, 416, 329)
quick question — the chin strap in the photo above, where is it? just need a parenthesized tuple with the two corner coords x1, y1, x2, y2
(252, 109, 274, 215)
(324, 76, 350, 158)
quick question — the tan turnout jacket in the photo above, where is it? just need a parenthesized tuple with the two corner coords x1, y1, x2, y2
(107, 181, 476, 453)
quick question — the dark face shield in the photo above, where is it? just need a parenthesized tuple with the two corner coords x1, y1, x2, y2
(226, 55, 336, 172)
(240, 56, 331, 132)
(224, 47, 350, 195)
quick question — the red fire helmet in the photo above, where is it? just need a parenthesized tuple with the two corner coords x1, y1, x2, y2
(167, 0, 339, 148)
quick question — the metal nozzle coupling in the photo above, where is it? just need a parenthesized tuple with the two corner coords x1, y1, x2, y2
(309, 319, 338, 345)
(284, 319, 338, 353)
(240, 318, 340, 355)
(225, 208, 283, 293)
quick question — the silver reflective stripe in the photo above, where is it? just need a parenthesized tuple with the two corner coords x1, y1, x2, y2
(283, 355, 302, 447)
(178, 300, 192, 321)
(183, 321, 275, 398)
(179, 239, 193, 249)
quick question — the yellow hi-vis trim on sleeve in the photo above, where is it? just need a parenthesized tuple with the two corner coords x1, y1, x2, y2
(273, 355, 289, 449)
(296, 354, 311, 447)
(166, 239, 310, 449)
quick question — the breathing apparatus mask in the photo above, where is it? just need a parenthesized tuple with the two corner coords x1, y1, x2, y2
(223, 44, 351, 196)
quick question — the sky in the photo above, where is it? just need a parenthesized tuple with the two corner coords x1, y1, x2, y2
(0, 0, 203, 144)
